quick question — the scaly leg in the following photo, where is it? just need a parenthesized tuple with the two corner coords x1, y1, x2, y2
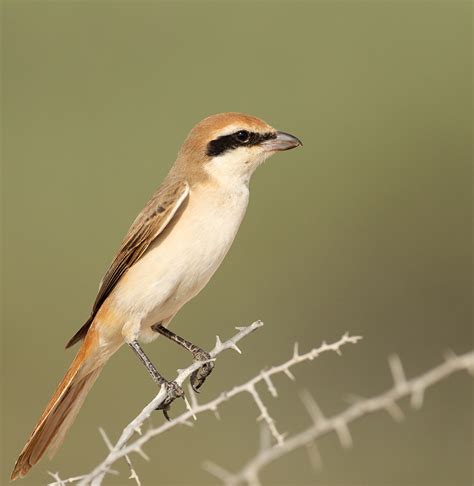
(128, 340, 183, 420)
(151, 323, 214, 392)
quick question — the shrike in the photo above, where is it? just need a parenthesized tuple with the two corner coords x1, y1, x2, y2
(11, 112, 302, 480)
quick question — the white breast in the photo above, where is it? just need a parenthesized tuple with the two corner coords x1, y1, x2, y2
(111, 181, 249, 336)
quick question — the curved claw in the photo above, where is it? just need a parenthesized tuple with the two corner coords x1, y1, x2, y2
(190, 360, 215, 393)
(155, 381, 184, 421)
(162, 407, 171, 422)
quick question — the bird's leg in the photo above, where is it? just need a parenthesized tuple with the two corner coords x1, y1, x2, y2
(151, 323, 215, 393)
(128, 340, 184, 420)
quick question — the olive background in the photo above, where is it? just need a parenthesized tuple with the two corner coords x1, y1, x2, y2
(1, 1, 472, 485)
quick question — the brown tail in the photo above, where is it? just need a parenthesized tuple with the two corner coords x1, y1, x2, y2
(11, 336, 105, 480)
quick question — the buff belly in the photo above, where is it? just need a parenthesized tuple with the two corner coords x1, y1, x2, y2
(107, 183, 249, 343)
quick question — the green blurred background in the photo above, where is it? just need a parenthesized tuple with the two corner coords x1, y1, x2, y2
(1, 1, 472, 485)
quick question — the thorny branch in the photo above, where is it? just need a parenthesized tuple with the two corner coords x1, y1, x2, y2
(48, 323, 361, 485)
(204, 350, 474, 486)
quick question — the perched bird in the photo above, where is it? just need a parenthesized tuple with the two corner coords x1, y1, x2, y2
(11, 112, 302, 480)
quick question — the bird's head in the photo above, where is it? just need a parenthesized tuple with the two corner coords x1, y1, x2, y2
(175, 112, 302, 186)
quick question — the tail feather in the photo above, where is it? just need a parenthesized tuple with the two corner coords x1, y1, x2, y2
(11, 340, 104, 481)
(47, 368, 101, 460)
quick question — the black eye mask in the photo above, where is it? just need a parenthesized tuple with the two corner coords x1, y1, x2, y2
(206, 131, 276, 157)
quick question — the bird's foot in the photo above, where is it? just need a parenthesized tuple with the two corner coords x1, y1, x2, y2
(190, 350, 215, 393)
(155, 381, 184, 421)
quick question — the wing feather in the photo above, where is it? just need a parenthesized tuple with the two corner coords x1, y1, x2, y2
(66, 178, 189, 348)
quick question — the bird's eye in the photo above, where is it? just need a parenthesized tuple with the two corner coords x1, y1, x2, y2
(235, 130, 250, 143)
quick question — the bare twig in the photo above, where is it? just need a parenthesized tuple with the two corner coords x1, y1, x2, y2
(98, 428, 142, 486)
(87, 320, 264, 485)
(52, 325, 361, 485)
(48, 321, 262, 486)
(84, 332, 360, 485)
(48, 472, 88, 486)
(206, 350, 474, 485)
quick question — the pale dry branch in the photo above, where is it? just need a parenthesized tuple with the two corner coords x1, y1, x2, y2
(52, 324, 360, 485)
(206, 350, 474, 486)
(48, 472, 88, 486)
(47, 321, 263, 485)
(84, 331, 359, 484)
(98, 428, 142, 486)
(77, 320, 264, 486)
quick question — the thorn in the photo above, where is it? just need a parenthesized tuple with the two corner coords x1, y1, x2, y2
(98, 427, 113, 451)
(411, 386, 425, 410)
(202, 461, 234, 482)
(183, 395, 197, 421)
(284, 368, 296, 381)
(187, 384, 199, 409)
(229, 342, 242, 354)
(300, 390, 325, 424)
(215, 335, 223, 348)
(136, 447, 150, 462)
(259, 423, 272, 451)
(306, 441, 323, 471)
(389, 354, 406, 388)
(180, 420, 195, 428)
(385, 400, 405, 422)
(262, 372, 278, 398)
(335, 420, 353, 449)
(293, 342, 299, 359)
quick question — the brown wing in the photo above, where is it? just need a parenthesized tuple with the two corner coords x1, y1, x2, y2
(66, 178, 190, 348)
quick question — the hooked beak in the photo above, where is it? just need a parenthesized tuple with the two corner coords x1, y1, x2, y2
(262, 131, 303, 152)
